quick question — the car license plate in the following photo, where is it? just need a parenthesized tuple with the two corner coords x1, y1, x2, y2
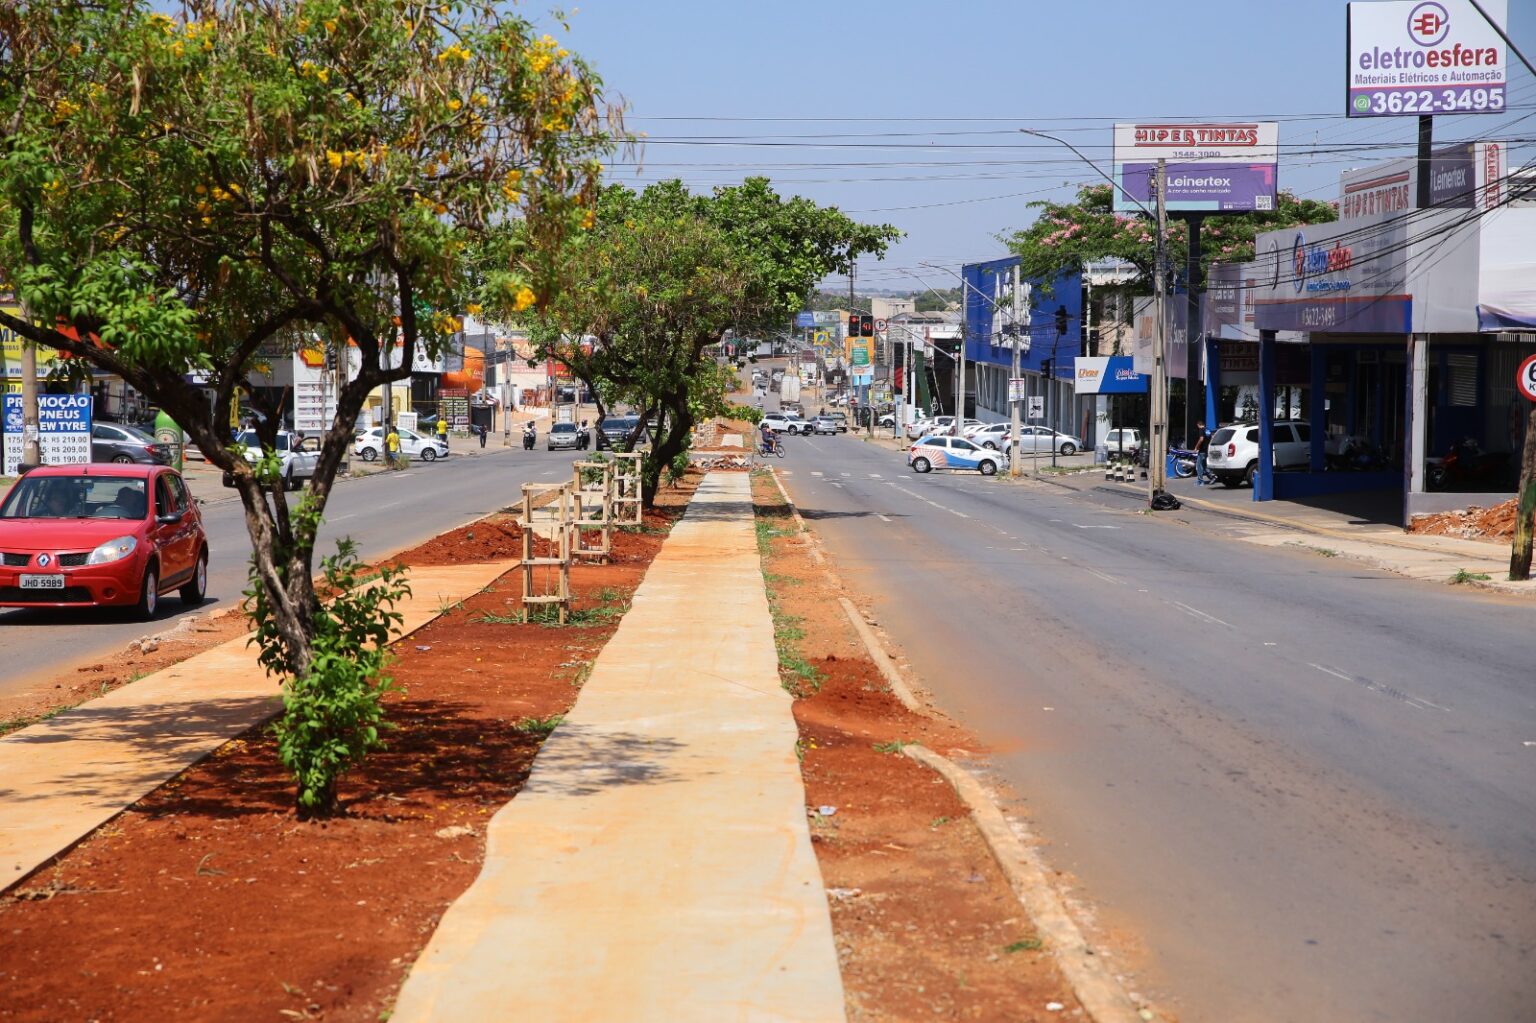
(19, 574, 65, 590)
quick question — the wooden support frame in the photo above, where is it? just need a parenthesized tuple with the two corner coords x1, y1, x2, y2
(519, 482, 572, 624)
(611, 451, 644, 526)
(571, 460, 614, 563)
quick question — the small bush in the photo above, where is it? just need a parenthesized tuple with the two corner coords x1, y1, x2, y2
(252, 539, 410, 816)
(729, 404, 763, 425)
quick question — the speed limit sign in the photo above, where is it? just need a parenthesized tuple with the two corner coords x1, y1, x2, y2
(1520, 353, 1536, 402)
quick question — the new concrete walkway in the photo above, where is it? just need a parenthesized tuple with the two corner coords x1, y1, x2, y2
(391, 472, 845, 1023)
(0, 560, 516, 885)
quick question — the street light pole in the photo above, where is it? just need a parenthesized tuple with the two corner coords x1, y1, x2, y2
(1149, 159, 1170, 502)
(1009, 265, 1022, 477)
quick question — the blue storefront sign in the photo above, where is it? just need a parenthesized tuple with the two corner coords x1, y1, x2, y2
(2, 392, 93, 475)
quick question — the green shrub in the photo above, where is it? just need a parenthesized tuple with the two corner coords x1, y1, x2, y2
(249, 538, 410, 816)
(728, 403, 763, 424)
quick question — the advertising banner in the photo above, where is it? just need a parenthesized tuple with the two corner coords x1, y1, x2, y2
(3, 392, 92, 476)
(849, 337, 873, 367)
(1251, 212, 1412, 333)
(1346, 1, 1508, 117)
(1112, 123, 1279, 213)
(1338, 140, 1506, 219)
(1073, 356, 1148, 395)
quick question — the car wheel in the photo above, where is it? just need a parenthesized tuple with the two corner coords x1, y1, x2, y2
(112, 453, 133, 464)
(983, 441, 998, 450)
(979, 459, 998, 476)
(179, 549, 207, 605)
(912, 456, 932, 473)
(1060, 442, 1077, 456)
(284, 469, 297, 491)
(422, 448, 437, 462)
(1243, 462, 1257, 488)
(1219, 475, 1239, 489)
(361, 447, 378, 462)
(136, 562, 160, 620)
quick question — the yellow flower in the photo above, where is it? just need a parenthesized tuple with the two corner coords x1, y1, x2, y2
(53, 98, 80, 119)
(447, 98, 462, 111)
(466, 303, 483, 316)
(323, 19, 337, 34)
(581, 209, 595, 229)
(513, 286, 536, 312)
(316, 68, 330, 84)
(326, 150, 344, 170)
(528, 52, 552, 74)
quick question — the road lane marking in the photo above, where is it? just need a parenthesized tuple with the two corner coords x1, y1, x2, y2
(876, 513, 893, 523)
(1085, 568, 1122, 585)
(869, 473, 883, 479)
(811, 471, 824, 477)
(1072, 523, 1120, 530)
(840, 472, 851, 477)
(949, 508, 970, 519)
(1308, 663, 1451, 712)
(1173, 601, 1231, 627)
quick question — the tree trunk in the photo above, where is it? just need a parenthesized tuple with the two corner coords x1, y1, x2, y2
(1510, 402, 1536, 580)
(644, 394, 693, 505)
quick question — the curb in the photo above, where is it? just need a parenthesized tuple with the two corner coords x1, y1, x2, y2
(769, 466, 824, 564)
(903, 745, 1156, 1023)
(836, 597, 923, 714)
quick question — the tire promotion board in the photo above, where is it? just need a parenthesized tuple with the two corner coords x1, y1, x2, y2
(3, 393, 92, 476)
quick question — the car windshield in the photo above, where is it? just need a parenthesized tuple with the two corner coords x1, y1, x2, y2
(0, 475, 149, 520)
(1211, 428, 1236, 445)
(236, 430, 290, 451)
(552, 423, 577, 434)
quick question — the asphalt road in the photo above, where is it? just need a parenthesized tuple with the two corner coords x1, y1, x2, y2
(776, 432, 1536, 1023)
(0, 446, 590, 696)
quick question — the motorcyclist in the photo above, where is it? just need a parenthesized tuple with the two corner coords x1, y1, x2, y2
(760, 424, 780, 455)
(578, 419, 591, 450)
(522, 421, 537, 450)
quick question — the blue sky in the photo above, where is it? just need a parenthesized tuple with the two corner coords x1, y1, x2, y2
(534, 0, 1536, 292)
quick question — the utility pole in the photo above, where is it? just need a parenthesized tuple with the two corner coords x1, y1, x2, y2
(1149, 159, 1170, 504)
(953, 325, 965, 436)
(18, 295, 41, 470)
(1009, 265, 1023, 477)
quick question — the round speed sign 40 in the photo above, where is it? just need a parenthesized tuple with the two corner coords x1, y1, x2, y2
(1520, 353, 1536, 403)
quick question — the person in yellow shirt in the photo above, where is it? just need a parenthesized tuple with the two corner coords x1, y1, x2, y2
(436, 416, 448, 450)
(385, 425, 403, 469)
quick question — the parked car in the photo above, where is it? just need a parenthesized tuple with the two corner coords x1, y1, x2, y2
(1101, 428, 1142, 457)
(811, 415, 840, 435)
(907, 435, 1001, 476)
(90, 422, 174, 466)
(760, 413, 810, 436)
(991, 426, 1083, 456)
(968, 423, 1012, 448)
(905, 416, 936, 440)
(1207, 421, 1311, 487)
(548, 421, 583, 451)
(818, 411, 849, 433)
(221, 430, 319, 491)
(0, 464, 208, 618)
(353, 426, 448, 462)
(596, 415, 649, 450)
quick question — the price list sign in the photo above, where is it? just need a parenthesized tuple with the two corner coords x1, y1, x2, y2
(3, 393, 93, 476)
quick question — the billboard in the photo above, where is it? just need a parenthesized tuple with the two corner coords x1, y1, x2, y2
(1338, 140, 1507, 219)
(1347, 1, 1508, 117)
(1073, 357, 1147, 395)
(3, 392, 92, 476)
(1112, 123, 1279, 213)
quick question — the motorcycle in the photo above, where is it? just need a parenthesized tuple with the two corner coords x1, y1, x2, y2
(1325, 434, 1389, 472)
(522, 425, 536, 451)
(758, 432, 785, 458)
(1166, 447, 1197, 479)
(1426, 436, 1509, 491)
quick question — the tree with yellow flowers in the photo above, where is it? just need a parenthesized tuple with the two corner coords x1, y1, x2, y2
(0, 0, 617, 813)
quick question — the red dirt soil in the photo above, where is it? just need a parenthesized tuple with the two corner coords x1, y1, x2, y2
(0, 475, 700, 1023)
(1408, 497, 1521, 543)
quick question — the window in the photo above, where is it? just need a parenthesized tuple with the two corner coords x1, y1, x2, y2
(166, 474, 190, 513)
(953, 439, 978, 451)
(920, 437, 945, 447)
(93, 424, 125, 441)
(1293, 424, 1311, 442)
(155, 477, 177, 518)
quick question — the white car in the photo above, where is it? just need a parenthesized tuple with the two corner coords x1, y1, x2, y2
(353, 426, 449, 462)
(222, 430, 319, 491)
(760, 413, 810, 436)
(967, 423, 1012, 448)
(1207, 421, 1311, 487)
(1101, 428, 1141, 457)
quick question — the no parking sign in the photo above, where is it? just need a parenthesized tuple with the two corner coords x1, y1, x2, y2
(1519, 353, 1536, 403)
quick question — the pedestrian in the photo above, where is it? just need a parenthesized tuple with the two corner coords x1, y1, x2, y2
(385, 424, 403, 469)
(1194, 420, 1213, 485)
(436, 416, 449, 450)
(478, 422, 488, 448)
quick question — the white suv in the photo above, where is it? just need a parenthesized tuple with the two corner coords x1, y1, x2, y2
(1207, 421, 1311, 487)
(760, 413, 808, 436)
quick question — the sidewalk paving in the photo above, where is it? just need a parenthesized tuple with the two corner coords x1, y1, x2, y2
(391, 471, 846, 1023)
(0, 559, 517, 886)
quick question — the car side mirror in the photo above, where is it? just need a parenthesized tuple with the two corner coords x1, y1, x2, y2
(157, 511, 183, 525)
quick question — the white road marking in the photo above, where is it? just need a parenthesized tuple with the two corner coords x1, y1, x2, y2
(811, 471, 824, 477)
(1308, 663, 1451, 712)
(1173, 601, 1232, 627)
(840, 472, 851, 477)
(876, 513, 893, 523)
(949, 508, 970, 518)
(869, 473, 883, 479)
(1085, 568, 1123, 585)
(1072, 523, 1120, 530)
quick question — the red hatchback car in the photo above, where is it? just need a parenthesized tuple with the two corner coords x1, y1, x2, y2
(0, 464, 209, 619)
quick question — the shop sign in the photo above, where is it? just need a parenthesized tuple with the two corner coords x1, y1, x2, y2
(1073, 356, 1147, 395)
(2, 393, 92, 476)
(1252, 212, 1411, 333)
(1112, 122, 1278, 212)
(1347, 1, 1508, 117)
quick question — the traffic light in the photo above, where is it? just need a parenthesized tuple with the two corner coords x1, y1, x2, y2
(1041, 358, 1053, 378)
(859, 314, 874, 338)
(894, 367, 904, 394)
(1055, 305, 1069, 337)
(847, 314, 859, 339)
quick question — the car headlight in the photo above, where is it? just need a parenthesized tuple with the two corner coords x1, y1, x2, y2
(86, 535, 138, 565)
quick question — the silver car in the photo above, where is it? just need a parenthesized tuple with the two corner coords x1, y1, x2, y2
(996, 426, 1083, 456)
(547, 422, 583, 451)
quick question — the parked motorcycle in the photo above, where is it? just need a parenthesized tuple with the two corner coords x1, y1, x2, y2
(522, 424, 536, 451)
(1325, 434, 1389, 472)
(1426, 436, 1510, 491)
(1166, 447, 1197, 479)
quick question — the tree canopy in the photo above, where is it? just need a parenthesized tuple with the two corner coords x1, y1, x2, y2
(529, 178, 898, 496)
(1000, 184, 1339, 289)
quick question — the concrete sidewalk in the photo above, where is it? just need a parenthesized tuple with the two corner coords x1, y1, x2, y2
(391, 472, 846, 1023)
(0, 560, 517, 886)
